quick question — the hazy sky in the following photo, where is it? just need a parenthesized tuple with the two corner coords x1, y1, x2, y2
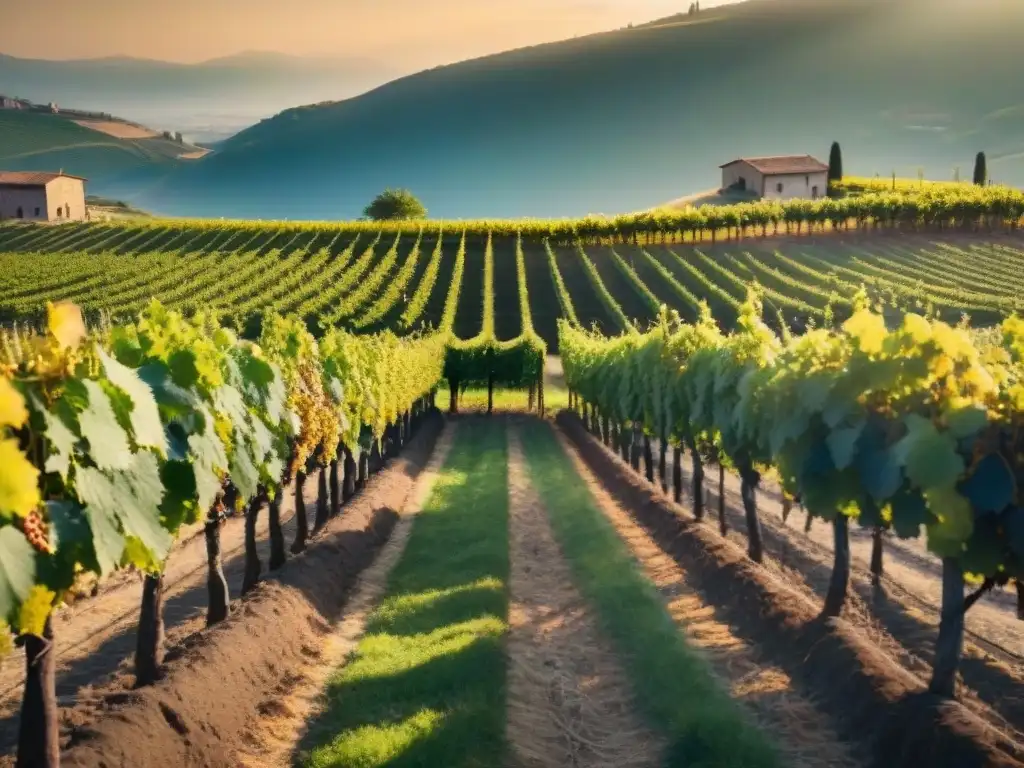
(1, 0, 739, 67)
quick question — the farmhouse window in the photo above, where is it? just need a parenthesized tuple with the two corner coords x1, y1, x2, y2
(776, 182, 784, 193)
(812, 185, 820, 199)
(16, 207, 22, 218)
(34, 207, 40, 217)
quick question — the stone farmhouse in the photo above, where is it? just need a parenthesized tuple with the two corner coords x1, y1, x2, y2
(720, 155, 829, 201)
(0, 171, 88, 222)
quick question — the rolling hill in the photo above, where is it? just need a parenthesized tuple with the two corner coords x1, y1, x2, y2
(131, 0, 1024, 221)
(0, 51, 399, 142)
(0, 109, 207, 198)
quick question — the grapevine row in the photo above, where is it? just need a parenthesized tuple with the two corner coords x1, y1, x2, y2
(1, 299, 446, 763)
(561, 287, 1024, 702)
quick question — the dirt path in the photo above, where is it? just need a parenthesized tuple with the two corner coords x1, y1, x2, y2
(505, 425, 663, 768)
(0, 473, 315, 758)
(237, 424, 457, 767)
(553, 426, 866, 768)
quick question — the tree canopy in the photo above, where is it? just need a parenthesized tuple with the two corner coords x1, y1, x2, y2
(974, 152, 988, 186)
(828, 142, 843, 183)
(363, 188, 427, 221)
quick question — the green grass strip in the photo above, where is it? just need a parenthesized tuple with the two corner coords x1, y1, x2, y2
(518, 420, 782, 768)
(301, 419, 510, 768)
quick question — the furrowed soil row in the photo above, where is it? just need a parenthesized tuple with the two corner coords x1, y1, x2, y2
(236, 422, 457, 767)
(557, 411, 1024, 768)
(505, 425, 662, 768)
(549, 421, 863, 768)
(56, 411, 445, 768)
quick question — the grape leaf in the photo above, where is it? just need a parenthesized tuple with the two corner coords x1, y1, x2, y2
(79, 380, 132, 471)
(888, 487, 930, 539)
(230, 440, 260, 503)
(827, 420, 865, 471)
(84, 503, 126, 578)
(76, 452, 170, 565)
(47, 501, 91, 567)
(214, 385, 249, 436)
(0, 439, 40, 522)
(160, 460, 199, 533)
(856, 497, 886, 528)
(122, 536, 162, 573)
(188, 425, 227, 511)
(48, 301, 85, 350)
(946, 405, 988, 440)
(960, 453, 1015, 517)
(138, 362, 203, 420)
(0, 527, 36, 626)
(855, 446, 902, 503)
(0, 378, 27, 429)
(17, 586, 55, 637)
(98, 348, 167, 457)
(33, 399, 76, 481)
(892, 414, 964, 491)
(960, 517, 1005, 578)
(168, 349, 200, 390)
(925, 485, 973, 557)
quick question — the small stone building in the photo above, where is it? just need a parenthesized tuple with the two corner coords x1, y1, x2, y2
(0, 171, 88, 222)
(720, 155, 829, 201)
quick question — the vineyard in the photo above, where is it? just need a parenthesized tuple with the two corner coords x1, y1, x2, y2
(3, 184, 1024, 768)
(4, 185, 1024, 354)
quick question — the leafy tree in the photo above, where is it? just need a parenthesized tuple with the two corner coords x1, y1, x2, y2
(974, 152, 988, 186)
(363, 188, 427, 221)
(828, 141, 843, 183)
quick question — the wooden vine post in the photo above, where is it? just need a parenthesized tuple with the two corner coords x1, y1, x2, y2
(206, 494, 230, 626)
(241, 489, 265, 595)
(135, 573, 165, 687)
(343, 447, 358, 501)
(672, 446, 682, 504)
(291, 468, 308, 554)
(268, 488, 287, 570)
(313, 465, 330, 533)
(17, 617, 58, 768)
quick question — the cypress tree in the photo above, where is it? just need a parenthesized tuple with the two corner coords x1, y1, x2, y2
(828, 141, 843, 183)
(973, 152, 988, 186)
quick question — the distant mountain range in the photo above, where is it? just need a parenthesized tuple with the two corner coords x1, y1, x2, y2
(125, 0, 1024, 220)
(0, 51, 401, 141)
(4, 0, 1022, 220)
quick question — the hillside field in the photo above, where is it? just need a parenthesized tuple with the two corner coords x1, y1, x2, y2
(2, 219, 1023, 349)
(5, 199, 1024, 767)
(130, 0, 1024, 219)
(0, 110, 204, 197)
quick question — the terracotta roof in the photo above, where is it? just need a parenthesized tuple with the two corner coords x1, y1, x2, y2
(0, 171, 88, 187)
(720, 155, 829, 175)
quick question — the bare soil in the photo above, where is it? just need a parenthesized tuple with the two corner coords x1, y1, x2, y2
(236, 422, 458, 767)
(0, 477, 312, 759)
(630, 420, 1024, 737)
(667, 441, 1024, 735)
(558, 411, 1024, 768)
(72, 120, 159, 140)
(551, 425, 863, 768)
(505, 425, 663, 768)
(46, 411, 443, 768)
